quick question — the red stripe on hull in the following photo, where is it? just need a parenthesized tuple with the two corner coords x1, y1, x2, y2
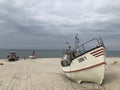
(95, 54, 104, 57)
(93, 51, 103, 56)
(63, 62, 106, 73)
(90, 48, 104, 54)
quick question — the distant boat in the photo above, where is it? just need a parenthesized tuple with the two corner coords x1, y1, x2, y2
(61, 35, 106, 85)
(7, 51, 19, 61)
(29, 51, 35, 59)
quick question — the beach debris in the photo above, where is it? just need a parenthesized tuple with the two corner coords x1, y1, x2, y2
(111, 61, 118, 65)
(113, 61, 118, 64)
(0, 63, 4, 65)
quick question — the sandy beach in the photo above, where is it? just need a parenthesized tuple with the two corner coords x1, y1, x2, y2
(0, 57, 120, 90)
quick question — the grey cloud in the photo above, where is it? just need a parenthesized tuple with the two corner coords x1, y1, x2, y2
(0, 0, 120, 50)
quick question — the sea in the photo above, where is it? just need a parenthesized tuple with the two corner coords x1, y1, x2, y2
(0, 49, 120, 59)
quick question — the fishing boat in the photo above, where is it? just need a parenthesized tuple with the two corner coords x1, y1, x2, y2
(29, 51, 35, 59)
(7, 51, 19, 61)
(61, 35, 106, 85)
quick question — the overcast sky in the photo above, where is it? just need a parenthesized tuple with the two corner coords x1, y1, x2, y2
(0, 0, 120, 50)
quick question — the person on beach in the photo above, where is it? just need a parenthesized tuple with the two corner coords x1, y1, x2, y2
(23, 55, 26, 60)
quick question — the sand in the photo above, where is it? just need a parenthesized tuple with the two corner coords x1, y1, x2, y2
(0, 57, 120, 90)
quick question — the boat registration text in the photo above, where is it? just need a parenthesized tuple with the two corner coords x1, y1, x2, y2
(78, 56, 87, 63)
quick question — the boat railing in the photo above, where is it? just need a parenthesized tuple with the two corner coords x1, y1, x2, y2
(77, 37, 104, 56)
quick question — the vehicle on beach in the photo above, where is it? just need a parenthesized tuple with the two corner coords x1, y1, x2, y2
(7, 51, 19, 61)
(61, 34, 106, 85)
(29, 50, 35, 59)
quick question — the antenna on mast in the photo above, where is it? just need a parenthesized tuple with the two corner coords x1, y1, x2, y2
(65, 41, 71, 50)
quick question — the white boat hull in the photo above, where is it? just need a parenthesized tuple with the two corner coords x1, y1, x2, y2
(62, 47, 106, 84)
(29, 56, 35, 59)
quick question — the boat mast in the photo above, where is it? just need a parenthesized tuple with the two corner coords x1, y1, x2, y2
(75, 34, 79, 51)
